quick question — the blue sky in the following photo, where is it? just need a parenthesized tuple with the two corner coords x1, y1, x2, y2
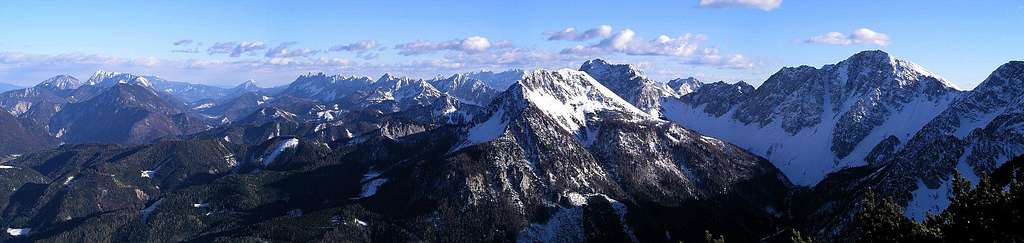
(1, 0, 1022, 88)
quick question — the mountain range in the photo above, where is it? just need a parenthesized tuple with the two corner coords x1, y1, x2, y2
(0, 50, 1021, 242)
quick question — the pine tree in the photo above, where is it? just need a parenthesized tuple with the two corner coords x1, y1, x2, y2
(788, 229, 812, 243)
(855, 189, 938, 242)
(704, 230, 726, 243)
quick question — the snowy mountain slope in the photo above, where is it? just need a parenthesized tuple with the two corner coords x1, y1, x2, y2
(428, 69, 792, 240)
(579, 59, 679, 116)
(455, 68, 790, 205)
(866, 61, 1024, 219)
(662, 50, 962, 185)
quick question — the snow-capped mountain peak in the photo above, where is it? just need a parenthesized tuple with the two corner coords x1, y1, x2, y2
(579, 59, 679, 116)
(667, 77, 703, 95)
(580, 59, 647, 81)
(87, 70, 154, 88)
(485, 69, 649, 136)
(237, 80, 259, 89)
(35, 75, 82, 90)
(662, 50, 963, 185)
(427, 73, 499, 105)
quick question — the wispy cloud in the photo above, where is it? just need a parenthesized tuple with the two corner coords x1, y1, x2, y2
(207, 41, 267, 57)
(394, 36, 501, 56)
(329, 40, 379, 52)
(329, 40, 382, 60)
(805, 28, 890, 46)
(265, 42, 320, 58)
(172, 48, 200, 54)
(171, 39, 201, 53)
(544, 25, 613, 41)
(698, 0, 782, 11)
(173, 39, 194, 46)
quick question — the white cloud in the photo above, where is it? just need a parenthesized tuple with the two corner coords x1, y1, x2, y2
(460, 36, 492, 52)
(394, 36, 497, 56)
(207, 41, 267, 57)
(683, 48, 756, 69)
(560, 29, 707, 57)
(558, 28, 753, 69)
(805, 28, 891, 46)
(698, 0, 782, 11)
(265, 42, 320, 58)
(545, 25, 613, 41)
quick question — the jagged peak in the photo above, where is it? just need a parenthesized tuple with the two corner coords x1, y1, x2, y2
(669, 77, 700, 83)
(580, 58, 646, 80)
(974, 60, 1024, 92)
(235, 79, 260, 89)
(86, 70, 155, 88)
(377, 73, 406, 82)
(298, 72, 328, 79)
(847, 50, 893, 63)
(734, 80, 755, 89)
(832, 50, 959, 91)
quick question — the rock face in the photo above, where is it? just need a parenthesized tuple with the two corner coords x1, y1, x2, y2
(674, 81, 755, 117)
(662, 50, 962, 185)
(579, 59, 679, 116)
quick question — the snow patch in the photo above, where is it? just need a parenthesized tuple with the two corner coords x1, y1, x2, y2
(62, 176, 75, 186)
(192, 103, 214, 110)
(287, 209, 303, 217)
(6, 228, 29, 236)
(955, 108, 1006, 138)
(904, 179, 952, 221)
(516, 207, 584, 243)
(261, 138, 299, 167)
(140, 170, 156, 178)
(353, 170, 387, 199)
(140, 198, 164, 221)
(454, 108, 508, 151)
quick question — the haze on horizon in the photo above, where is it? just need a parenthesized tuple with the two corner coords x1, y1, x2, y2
(1, 0, 1022, 89)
